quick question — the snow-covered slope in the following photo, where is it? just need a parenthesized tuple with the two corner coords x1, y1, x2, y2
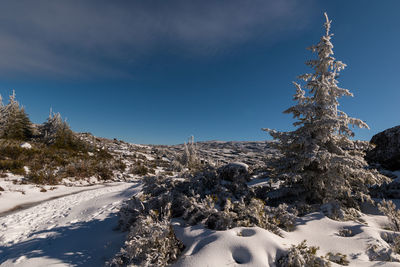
(0, 182, 140, 267)
(173, 212, 400, 267)
(2, 136, 400, 266)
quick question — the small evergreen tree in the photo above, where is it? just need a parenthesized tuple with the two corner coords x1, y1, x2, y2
(1, 91, 33, 140)
(0, 95, 6, 137)
(41, 110, 82, 150)
(41, 110, 65, 141)
(264, 13, 387, 205)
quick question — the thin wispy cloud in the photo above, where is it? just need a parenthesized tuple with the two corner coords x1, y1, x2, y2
(0, 0, 316, 78)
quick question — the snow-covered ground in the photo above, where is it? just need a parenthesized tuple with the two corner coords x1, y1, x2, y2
(3, 180, 400, 267)
(0, 176, 114, 215)
(2, 138, 400, 266)
(0, 182, 140, 266)
(173, 212, 400, 267)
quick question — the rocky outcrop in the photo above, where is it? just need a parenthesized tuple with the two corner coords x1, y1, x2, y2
(366, 126, 400, 171)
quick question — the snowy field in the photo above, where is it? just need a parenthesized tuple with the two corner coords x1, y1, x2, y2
(0, 182, 141, 266)
(0, 176, 114, 215)
(2, 180, 400, 266)
(172, 211, 400, 266)
(1, 139, 400, 266)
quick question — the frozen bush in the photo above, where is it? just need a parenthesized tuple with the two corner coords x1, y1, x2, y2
(115, 164, 300, 265)
(326, 252, 349, 266)
(180, 136, 200, 170)
(378, 199, 400, 231)
(118, 196, 145, 231)
(382, 232, 400, 255)
(278, 240, 331, 267)
(181, 196, 297, 235)
(170, 159, 183, 172)
(367, 243, 400, 262)
(321, 201, 362, 222)
(109, 206, 184, 267)
(131, 163, 154, 176)
(337, 228, 353, 237)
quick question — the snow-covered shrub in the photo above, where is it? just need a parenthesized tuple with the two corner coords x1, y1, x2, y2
(367, 243, 400, 262)
(131, 162, 155, 176)
(109, 207, 184, 267)
(203, 199, 296, 235)
(337, 228, 353, 237)
(321, 201, 362, 222)
(267, 203, 298, 231)
(122, 162, 298, 237)
(27, 167, 58, 184)
(140, 167, 297, 234)
(382, 232, 400, 255)
(278, 240, 331, 267)
(114, 162, 301, 265)
(180, 136, 201, 170)
(182, 195, 219, 226)
(59, 152, 117, 181)
(169, 159, 183, 172)
(378, 199, 400, 231)
(118, 196, 145, 231)
(326, 252, 349, 266)
(263, 13, 388, 206)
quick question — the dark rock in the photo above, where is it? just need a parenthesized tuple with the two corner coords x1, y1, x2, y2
(217, 162, 250, 183)
(366, 126, 400, 171)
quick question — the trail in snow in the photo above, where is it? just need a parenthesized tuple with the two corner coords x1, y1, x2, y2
(0, 184, 121, 217)
(0, 182, 141, 267)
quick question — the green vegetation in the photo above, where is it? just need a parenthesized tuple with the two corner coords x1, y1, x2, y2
(131, 162, 155, 176)
(0, 91, 124, 184)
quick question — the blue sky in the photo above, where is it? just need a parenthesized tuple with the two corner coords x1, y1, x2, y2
(0, 0, 399, 145)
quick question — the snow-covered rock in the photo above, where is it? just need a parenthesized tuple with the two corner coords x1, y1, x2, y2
(20, 142, 32, 149)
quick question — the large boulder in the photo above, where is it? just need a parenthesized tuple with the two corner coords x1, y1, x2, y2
(217, 162, 250, 183)
(366, 126, 400, 171)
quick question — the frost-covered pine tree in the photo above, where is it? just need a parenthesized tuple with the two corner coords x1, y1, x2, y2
(0, 94, 6, 136)
(1, 90, 33, 140)
(264, 13, 387, 204)
(41, 109, 64, 140)
(40, 109, 77, 148)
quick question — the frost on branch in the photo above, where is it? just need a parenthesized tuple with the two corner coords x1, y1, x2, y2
(378, 199, 400, 232)
(114, 163, 299, 265)
(278, 240, 331, 267)
(0, 90, 33, 140)
(263, 13, 388, 205)
(180, 135, 200, 170)
(121, 164, 298, 236)
(40, 109, 85, 150)
(109, 204, 184, 267)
